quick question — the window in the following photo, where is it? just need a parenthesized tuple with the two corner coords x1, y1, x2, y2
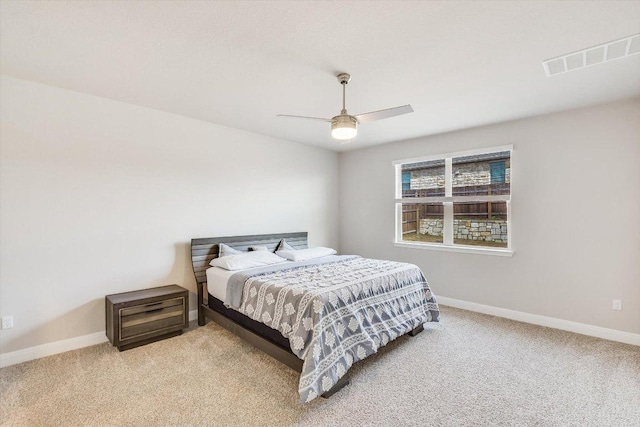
(394, 146, 512, 254)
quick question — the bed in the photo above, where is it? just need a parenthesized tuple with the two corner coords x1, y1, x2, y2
(191, 232, 439, 402)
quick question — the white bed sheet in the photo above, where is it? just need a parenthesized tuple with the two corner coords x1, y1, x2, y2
(206, 261, 293, 301)
(205, 266, 237, 301)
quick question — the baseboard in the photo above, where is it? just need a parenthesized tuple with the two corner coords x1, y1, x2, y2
(437, 296, 640, 346)
(0, 331, 109, 368)
(0, 309, 199, 368)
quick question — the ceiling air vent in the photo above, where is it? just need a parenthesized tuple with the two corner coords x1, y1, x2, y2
(543, 34, 640, 77)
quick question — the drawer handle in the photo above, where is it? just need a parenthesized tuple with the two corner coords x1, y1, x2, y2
(147, 307, 164, 314)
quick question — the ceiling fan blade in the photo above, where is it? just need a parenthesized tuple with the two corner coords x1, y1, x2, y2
(277, 114, 331, 122)
(354, 105, 414, 123)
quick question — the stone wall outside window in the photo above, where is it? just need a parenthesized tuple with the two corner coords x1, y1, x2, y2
(419, 218, 508, 244)
(410, 162, 511, 190)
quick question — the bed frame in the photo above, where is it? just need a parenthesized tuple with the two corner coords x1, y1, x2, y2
(190, 231, 422, 399)
(191, 232, 349, 397)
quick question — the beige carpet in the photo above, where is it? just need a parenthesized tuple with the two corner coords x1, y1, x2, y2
(1, 306, 639, 427)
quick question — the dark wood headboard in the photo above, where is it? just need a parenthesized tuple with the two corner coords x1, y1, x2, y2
(190, 232, 308, 287)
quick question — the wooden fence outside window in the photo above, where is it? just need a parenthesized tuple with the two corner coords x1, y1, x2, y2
(401, 183, 509, 235)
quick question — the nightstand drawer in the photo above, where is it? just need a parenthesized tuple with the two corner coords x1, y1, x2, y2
(121, 302, 184, 327)
(121, 311, 185, 340)
(121, 298, 183, 317)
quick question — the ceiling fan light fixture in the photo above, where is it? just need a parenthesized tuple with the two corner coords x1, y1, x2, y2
(277, 72, 413, 142)
(331, 115, 357, 140)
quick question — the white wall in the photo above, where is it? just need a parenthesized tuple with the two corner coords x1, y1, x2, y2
(340, 99, 640, 335)
(0, 75, 339, 354)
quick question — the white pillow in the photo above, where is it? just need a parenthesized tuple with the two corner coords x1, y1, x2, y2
(218, 243, 241, 257)
(249, 245, 269, 252)
(276, 247, 337, 262)
(209, 250, 285, 271)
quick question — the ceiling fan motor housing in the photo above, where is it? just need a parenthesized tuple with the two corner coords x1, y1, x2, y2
(331, 114, 358, 140)
(337, 73, 351, 85)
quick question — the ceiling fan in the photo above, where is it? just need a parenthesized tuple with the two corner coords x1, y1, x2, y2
(277, 73, 413, 141)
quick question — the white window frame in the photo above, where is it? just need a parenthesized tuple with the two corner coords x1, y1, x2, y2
(393, 145, 513, 256)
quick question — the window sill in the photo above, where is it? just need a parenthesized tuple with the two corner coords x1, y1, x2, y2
(394, 242, 514, 257)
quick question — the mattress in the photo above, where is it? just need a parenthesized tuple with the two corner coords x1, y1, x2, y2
(205, 266, 236, 300)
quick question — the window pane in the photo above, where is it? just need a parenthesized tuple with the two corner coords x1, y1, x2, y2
(453, 202, 508, 248)
(401, 160, 445, 198)
(490, 161, 506, 184)
(452, 151, 510, 196)
(401, 172, 411, 191)
(401, 203, 443, 244)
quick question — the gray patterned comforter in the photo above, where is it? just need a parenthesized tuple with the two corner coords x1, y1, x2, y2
(225, 255, 439, 403)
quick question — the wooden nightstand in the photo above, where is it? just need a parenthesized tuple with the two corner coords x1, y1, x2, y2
(106, 285, 189, 351)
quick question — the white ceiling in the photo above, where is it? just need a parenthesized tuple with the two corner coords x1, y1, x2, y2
(1, 1, 639, 152)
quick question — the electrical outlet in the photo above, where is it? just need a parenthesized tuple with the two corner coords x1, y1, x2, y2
(1, 316, 14, 329)
(612, 300, 623, 311)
